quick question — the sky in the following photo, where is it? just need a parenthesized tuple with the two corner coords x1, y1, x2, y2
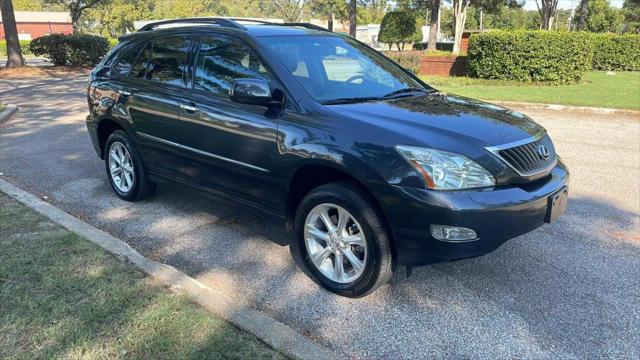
(521, 0, 625, 10)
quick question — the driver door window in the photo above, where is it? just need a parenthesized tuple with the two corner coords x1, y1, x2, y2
(194, 36, 271, 96)
(322, 46, 364, 82)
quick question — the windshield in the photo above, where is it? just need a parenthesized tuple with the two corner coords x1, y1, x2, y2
(260, 35, 430, 103)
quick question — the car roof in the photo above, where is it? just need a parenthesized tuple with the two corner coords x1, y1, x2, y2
(119, 18, 339, 42)
(243, 24, 334, 37)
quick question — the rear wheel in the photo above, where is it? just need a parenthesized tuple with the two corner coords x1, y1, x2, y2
(104, 130, 155, 201)
(292, 181, 395, 297)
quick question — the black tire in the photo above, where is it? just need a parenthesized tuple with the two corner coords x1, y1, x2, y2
(104, 130, 155, 201)
(291, 181, 396, 297)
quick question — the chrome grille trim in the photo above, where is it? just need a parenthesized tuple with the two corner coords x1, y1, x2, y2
(485, 131, 557, 177)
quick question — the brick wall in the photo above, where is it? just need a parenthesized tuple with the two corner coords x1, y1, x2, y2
(419, 56, 468, 76)
(0, 22, 72, 40)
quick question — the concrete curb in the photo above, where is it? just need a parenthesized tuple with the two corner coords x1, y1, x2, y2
(484, 100, 640, 117)
(0, 104, 18, 124)
(0, 179, 339, 360)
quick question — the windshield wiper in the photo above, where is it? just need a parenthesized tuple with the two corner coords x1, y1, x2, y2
(382, 87, 429, 99)
(322, 96, 382, 105)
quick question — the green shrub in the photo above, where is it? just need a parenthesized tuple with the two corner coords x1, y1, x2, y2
(378, 11, 422, 51)
(29, 34, 109, 66)
(468, 30, 594, 83)
(107, 38, 119, 49)
(413, 42, 454, 51)
(0, 40, 33, 57)
(384, 50, 423, 74)
(591, 33, 640, 71)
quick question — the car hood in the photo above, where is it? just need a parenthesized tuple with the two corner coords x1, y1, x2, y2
(326, 92, 544, 148)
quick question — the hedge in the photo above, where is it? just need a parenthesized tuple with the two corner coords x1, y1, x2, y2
(591, 33, 640, 71)
(0, 40, 33, 57)
(29, 34, 109, 66)
(468, 30, 594, 83)
(384, 51, 423, 74)
(413, 42, 454, 51)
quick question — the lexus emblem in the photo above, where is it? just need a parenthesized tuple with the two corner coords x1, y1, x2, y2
(537, 144, 550, 160)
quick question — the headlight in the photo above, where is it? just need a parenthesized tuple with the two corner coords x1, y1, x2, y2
(396, 145, 495, 190)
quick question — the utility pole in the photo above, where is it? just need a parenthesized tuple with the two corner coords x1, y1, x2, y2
(479, 8, 483, 31)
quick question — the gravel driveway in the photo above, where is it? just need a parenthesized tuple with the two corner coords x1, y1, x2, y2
(1, 73, 639, 359)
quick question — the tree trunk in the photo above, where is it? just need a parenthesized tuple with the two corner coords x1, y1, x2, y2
(576, 0, 588, 31)
(427, 0, 440, 51)
(452, 0, 470, 55)
(0, 0, 24, 68)
(536, 0, 558, 30)
(328, 12, 334, 32)
(349, 0, 356, 37)
(71, 11, 80, 34)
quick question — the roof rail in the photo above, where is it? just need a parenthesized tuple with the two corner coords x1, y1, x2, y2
(278, 22, 330, 32)
(137, 17, 331, 33)
(138, 17, 245, 32)
(228, 18, 331, 32)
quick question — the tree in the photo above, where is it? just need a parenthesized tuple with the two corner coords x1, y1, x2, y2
(270, 0, 305, 22)
(357, 0, 388, 25)
(349, 0, 356, 36)
(583, 0, 624, 33)
(574, 0, 624, 32)
(535, 0, 558, 29)
(451, 0, 470, 53)
(43, 0, 110, 33)
(623, 0, 640, 33)
(427, 0, 441, 50)
(81, 0, 153, 37)
(309, 0, 347, 31)
(449, 0, 523, 54)
(575, 0, 588, 30)
(1, 0, 25, 68)
(12, 0, 43, 9)
(378, 10, 421, 50)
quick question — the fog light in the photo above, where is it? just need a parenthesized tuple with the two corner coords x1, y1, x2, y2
(430, 225, 478, 242)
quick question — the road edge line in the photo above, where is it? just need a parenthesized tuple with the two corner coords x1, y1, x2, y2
(483, 100, 640, 117)
(0, 179, 339, 360)
(0, 105, 18, 125)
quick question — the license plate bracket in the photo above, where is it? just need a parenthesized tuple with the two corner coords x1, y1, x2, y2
(545, 186, 568, 224)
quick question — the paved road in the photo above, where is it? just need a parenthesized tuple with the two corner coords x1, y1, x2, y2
(2, 73, 639, 359)
(0, 58, 53, 67)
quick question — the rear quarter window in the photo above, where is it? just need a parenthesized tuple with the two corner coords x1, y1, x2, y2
(109, 43, 142, 77)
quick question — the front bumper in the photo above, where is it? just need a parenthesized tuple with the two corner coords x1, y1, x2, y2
(376, 161, 570, 266)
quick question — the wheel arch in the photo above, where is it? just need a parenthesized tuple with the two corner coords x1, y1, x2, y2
(285, 162, 397, 258)
(96, 117, 130, 159)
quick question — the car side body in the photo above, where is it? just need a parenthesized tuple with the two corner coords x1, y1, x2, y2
(86, 20, 569, 295)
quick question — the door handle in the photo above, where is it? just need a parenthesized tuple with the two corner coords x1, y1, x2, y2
(180, 103, 199, 114)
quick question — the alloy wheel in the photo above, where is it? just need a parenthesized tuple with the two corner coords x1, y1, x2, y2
(108, 141, 135, 193)
(304, 203, 368, 284)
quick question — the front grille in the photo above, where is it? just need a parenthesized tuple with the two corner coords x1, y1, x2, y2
(491, 134, 556, 176)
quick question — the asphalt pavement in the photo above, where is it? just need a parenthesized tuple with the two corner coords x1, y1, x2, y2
(1, 72, 639, 359)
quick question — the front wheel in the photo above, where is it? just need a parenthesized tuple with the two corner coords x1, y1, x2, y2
(292, 181, 395, 297)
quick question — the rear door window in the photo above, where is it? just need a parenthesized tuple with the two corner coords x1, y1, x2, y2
(129, 36, 191, 87)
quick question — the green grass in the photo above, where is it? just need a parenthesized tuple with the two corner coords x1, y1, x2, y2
(0, 193, 286, 360)
(0, 105, 5, 112)
(420, 71, 640, 110)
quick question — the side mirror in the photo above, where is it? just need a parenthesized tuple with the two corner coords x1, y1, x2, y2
(229, 78, 273, 106)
